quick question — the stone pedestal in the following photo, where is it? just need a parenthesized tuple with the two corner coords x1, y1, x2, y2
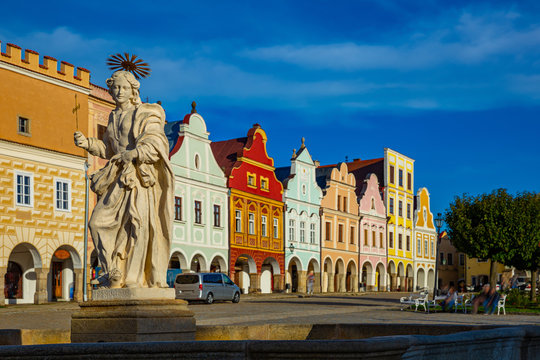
(71, 288, 195, 343)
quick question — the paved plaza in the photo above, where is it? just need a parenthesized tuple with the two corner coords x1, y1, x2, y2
(0, 292, 538, 332)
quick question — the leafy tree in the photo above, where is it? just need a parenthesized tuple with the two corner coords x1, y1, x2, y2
(445, 189, 514, 289)
(506, 192, 540, 302)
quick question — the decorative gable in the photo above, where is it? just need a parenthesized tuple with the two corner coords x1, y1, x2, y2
(415, 187, 434, 229)
(358, 173, 386, 217)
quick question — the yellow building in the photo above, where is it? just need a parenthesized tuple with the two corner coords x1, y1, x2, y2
(384, 148, 415, 291)
(413, 188, 437, 291)
(87, 83, 115, 278)
(463, 258, 507, 291)
(0, 41, 90, 303)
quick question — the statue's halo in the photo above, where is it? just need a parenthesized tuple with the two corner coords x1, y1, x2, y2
(106, 53, 151, 79)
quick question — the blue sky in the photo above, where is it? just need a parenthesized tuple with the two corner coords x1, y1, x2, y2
(1, 1, 539, 216)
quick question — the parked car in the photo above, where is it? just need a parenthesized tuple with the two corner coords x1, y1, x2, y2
(174, 272, 241, 304)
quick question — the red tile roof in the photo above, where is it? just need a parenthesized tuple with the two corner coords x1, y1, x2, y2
(210, 137, 248, 176)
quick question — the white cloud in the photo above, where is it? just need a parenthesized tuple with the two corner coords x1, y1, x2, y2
(240, 10, 540, 71)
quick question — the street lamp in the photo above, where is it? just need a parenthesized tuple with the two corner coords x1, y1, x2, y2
(433, 212, 444, 299)
(288, 243, 295, 253)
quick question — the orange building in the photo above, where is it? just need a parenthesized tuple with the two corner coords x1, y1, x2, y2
(0, 41, 90, 303)
(211, 124, 285, 293)
(317, 163, 360, 293)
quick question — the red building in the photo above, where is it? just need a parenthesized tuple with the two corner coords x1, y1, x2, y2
(211, 124, 284, 293)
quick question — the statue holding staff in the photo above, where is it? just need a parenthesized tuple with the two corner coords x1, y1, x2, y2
(74, 54, 173, 289)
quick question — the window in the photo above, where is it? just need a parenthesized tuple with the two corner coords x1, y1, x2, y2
(338, 224, 344, 242)
(398, 234, 402, 249)
(431, 241, 434, 257)
(371, 198, 375, 210)
(364, 229, 368, 246)
(407, 172, 412, 191)
(459, 254, 465, 266)
(248, 213, 255, 235)
(389, 198, 394, 214)
(389, 165, 395, 184)
(273, 218, 279, 238)
(337, 195, 341, 211)
(372, 230, 376, 247)
(54, 179, 70, 211)
(289, 219, 295, 241)
(379, 232, 384, 248)
(424, 240, 428, 257)
(398, 169, 403, 187)
(260, 178, 268, 190)
(440, 253, 444, 265)
(398, 201, 403, 217)
(447, 253, 453, 266)
(247, 173, 256, 187)
(310, 223, 316, 244)
(97, 124, 107, 140)
(15, 173, 32, 206)
(417, 238, 421, 256)
(407, 203, 411, 219)
(389, 232, 394, 248)
(406, 235, 410, 251)
(343, 197, 347, 212)
(18, 116, 30, 135)
(300, 222, 305, 242)
(213, 205, 221, 227)
(235, 210, 242, 232)
(302, 184, 306, 195)
(194, 154, 200, 170)
(174, 197, 182, 221)
(325, 222, 331, 241)
(350, 227, 355, 244)
(261, 215, 267, 236)
(194, 201, 202, 224)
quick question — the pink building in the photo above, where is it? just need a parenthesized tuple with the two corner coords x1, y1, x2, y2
(357, 173, 387, 291)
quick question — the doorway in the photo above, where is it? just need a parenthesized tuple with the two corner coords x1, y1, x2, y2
(52, 261, 63, 300)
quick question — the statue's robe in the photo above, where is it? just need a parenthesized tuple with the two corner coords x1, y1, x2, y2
(87, 103, 173, 288)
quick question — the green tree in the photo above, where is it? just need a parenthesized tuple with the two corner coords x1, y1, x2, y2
(445, 189, 514, 289)
(507, 192, 540, 302)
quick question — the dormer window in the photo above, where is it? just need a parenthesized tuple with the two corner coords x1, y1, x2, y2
(247, 173, 256, 187)
(260, 177, 269, 191)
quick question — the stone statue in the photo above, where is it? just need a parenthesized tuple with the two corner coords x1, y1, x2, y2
(74, 70, 173, 289)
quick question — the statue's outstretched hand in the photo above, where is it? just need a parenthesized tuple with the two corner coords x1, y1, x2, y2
(74, 131, 89, 150)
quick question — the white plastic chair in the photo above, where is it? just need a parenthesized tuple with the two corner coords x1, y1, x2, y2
(497, 294, 507, 315)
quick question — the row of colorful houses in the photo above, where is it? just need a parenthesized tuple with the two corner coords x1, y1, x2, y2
(1, 41, 440, 303)
(163, 107, 439, 295)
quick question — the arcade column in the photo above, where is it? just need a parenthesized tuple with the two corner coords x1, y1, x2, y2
(34, 267, 49, 304)
(249, 272, 261, 293)
(0, 266, 6, 304)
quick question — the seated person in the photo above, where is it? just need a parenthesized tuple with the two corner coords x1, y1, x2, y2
(441, 286, 457, 312)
